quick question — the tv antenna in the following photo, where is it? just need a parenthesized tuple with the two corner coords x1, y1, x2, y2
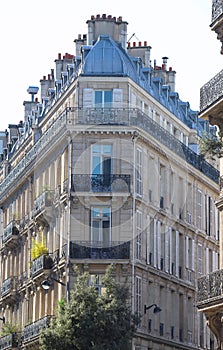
(127, 33, 141, 43)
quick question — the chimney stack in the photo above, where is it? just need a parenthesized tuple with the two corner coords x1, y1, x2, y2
(86, 14, 128, 49)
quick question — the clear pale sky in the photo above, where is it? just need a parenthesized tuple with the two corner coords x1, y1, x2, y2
(0, 0, 222, 131)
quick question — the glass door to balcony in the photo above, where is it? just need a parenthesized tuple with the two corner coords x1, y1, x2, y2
(91, 207, 111, 247)
(91, 144, 112, 192)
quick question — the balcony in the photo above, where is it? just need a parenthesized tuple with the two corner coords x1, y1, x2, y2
(70, 241, 130, 260)
(1, 277, 17, 298)
(212, 0, 223, 24)
(71, 174, 131, 193)
(211, 1, 223, 55)
(23, 316, 51, 344)
(200, 69, 223, 119)
(0, 108, 219, 202)
(30, 254, 53, 278)
(32, 190, 53, 219)
(0, 333, 19, 350)
(2, 221, 19, 247)
(197, 269, 223, 307)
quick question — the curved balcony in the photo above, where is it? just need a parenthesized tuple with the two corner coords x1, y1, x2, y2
(2, 221, 19, 248)
(30, 254, 53, 278)
(0, 333, 19, 350)
(70, 240, 130, 260)
(1, 277, 18, 301)
(197, 269, 223, 307)
(212, 0, 223, 24)
(71, 174, 131, 194)
(32, 190, 53, 221)
(23, 316, 51, 344)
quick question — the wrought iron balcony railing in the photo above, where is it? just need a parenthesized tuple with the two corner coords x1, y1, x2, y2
(1, 277, 17, 297)
(70, 240, 130, 259)
(197, 269, 223, 305)
(23, 316, 51, 343)
(212, 0, 223, 23)
(30, 254, 53, 277)
(0, 333, 18, 350)
(200, 69, 223, 113)
(32, 190, 53, 218)
(3, 221, 19, 244)
(71, 174, 131, 193)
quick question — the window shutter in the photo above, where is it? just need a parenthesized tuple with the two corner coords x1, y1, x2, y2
(153, 219, 157, 268)
(169, 228, 172, 273)
(83, 88, 94, 107)
(191, 239, 195, 271)
(185, 236, 189, 269)
(131, 92, 137, 108)
(113, 89, 123, 107)
(165, 225, 169, 273)
(146, 215, 150, 264)
(206, 247, 209, 274)
(175, 231, 179, 277)
(157, 221, 161, 269)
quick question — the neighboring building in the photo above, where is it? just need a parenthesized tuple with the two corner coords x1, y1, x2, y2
(197, 1, 223, 349)
(0, 13, 219, 350)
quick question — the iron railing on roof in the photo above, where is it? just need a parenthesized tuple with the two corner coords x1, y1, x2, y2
(0, 107, 219, 201)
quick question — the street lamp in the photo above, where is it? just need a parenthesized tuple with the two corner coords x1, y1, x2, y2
(144, 303, 162, 314)
(41, 277, 66, 290)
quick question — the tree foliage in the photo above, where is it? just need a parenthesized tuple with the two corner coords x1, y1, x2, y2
(199, 131, 223, 160)
(39, 265, 139, 350)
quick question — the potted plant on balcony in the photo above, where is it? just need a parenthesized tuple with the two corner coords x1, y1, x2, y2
(31, 231, 53, 270)
(1, 322, 20, 347)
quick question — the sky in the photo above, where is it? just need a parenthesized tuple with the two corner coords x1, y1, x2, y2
(0, 0, 222, 131)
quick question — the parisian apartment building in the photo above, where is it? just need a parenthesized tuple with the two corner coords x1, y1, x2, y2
(0, 12, 220, 350)
(197, 1, 223, 350)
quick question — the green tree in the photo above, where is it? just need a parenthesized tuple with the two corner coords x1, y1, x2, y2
(40, 265, 139, 350)
(199, 131, 223, 160)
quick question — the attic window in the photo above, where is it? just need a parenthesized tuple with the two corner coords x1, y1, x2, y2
(95, 90, 112, 107)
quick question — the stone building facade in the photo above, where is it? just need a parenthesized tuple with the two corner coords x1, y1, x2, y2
(197, 1, 223, 350)
(0, 13, 220, 350)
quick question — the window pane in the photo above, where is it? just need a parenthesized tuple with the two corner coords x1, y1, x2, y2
(92, 144, 101, 153)
(103, 145, 112, 154)
(92, 156, 101, 174)
(103, 158, 111, 176)
(95, 91, 102, 105)
(102, 220, 110, 244)
(92, 208, 100, 218)
(102, 207, 110, 218)
(104, 90, 112, 104)
(92, 221, 100, 241)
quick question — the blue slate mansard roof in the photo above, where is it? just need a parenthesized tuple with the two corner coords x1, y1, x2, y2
(81, 34, 209, 135)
